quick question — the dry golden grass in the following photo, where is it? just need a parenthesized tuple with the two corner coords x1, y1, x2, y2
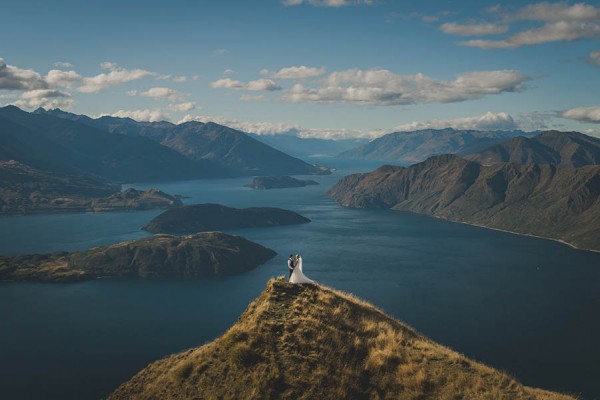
(109, 278, 576, 400)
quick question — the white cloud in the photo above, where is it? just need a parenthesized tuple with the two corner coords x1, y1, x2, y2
(223, 69, 235, 75)
(440, 22, 508, 36)
(103, 108, 169, 122)
(53, 61, 74, 68)
(453, 2, 600, 49)
(77, 63, 153, 93)
(137, 87, 184, 101)
(282, 68, 529, 105)
(45, 69, 81, 88)
(588, 50, 600, 66)
(266, 65, 326, 79)
(211, 77, 281, 91)
(156, 73, 188, 82)
(168, 102, 197, 112)
(0, 58, 47, 91)
(11, 89, 74, 110)
(389, 112, 519, 132)
(282, 0, 373, 7)
(561, 106, 600, 123)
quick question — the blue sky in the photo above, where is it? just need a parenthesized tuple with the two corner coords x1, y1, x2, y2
(1, 0, 600, 138)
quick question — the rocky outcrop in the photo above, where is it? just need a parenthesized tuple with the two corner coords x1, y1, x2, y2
(0, 232, 276, 282)
(244, 176, 319, 190)
(143, 203, 311, 234)
(328, 154, 600, 251)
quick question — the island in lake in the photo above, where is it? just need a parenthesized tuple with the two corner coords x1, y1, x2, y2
(0, 232, 276, 282)
(109, 279, 573, 400)
(0, 160, 181, 215)
(143, 203, 311, 234)
(245, 176, 319, 190)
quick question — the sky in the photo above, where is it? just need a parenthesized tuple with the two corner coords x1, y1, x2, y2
(1, 0, 600, 139)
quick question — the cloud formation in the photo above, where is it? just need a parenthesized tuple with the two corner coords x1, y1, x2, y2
(138, 87, 184, 102)
(168, 102, 197, 112)
(53, 61, 74, 68)
(211, 78, 281, 91)
(11, 89, 74, 110)
(45, 69, 81, 88)
(105, 108, 169, 122)
(561, 106, 600, 123)
(440, 22, 508, 36)
(78, 62, 153, 93)
(282, 68, 529, 105)
(389, 112, 519, 132)
(588, 50, 600, 66)
(264, 65, 326, 79)
(282, 0, 372, 6)
(0, 58, 47, 90)
(451, 2, 600, 49)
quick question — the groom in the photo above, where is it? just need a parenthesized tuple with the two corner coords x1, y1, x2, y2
(287, 254, 295, 281)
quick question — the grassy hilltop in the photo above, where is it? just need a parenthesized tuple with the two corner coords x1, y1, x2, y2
(110, 279, 574, 400)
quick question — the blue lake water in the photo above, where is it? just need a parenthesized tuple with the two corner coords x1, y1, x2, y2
(1, 158, 600, 399)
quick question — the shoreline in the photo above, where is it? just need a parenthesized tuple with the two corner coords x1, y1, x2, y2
(428, 214, 600, 254)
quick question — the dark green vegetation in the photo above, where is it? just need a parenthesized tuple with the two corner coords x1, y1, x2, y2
(245, 175, 319, 190)
(328, 154, 600, 251)
(32, 107, 329, 177)
(0, 160, 181, 215)
(466, 130, 600, 167)
(0, 232, 276, 282)
(338, 128, 533, 164)
(143, 203, 311, 234)
(109, 279, 574, 400)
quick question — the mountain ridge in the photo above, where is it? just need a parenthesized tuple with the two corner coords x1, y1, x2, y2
(109, 278, 574, 400)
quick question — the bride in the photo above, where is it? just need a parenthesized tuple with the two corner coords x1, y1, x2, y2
(289, 254, 314, 284)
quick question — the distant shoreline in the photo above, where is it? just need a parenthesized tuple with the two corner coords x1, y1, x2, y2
(429, 215, 600, 254)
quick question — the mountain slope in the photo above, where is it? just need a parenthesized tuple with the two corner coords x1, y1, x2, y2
(35, 108, 329, 176)
(466, 130, 600, 167)
(338, 128, 533, 164)
(0, 106, 213, 182)
(328, 154, 600, 251)
(109, 279, 573, 400)
(250, 133, 368, 158)
(0, 232, 276, 282)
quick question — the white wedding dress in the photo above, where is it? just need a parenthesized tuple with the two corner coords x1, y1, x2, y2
(289, 257, 314, 284)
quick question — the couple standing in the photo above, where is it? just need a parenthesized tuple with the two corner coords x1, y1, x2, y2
(287, 254, 314, 284)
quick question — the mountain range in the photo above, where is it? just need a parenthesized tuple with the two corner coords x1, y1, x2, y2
(466, 130, 600, 167)
(32, 107, 328, 178)
(328, 154, 600, 251)
(109, 279, 573, 400)
(338, 128, 537, 164)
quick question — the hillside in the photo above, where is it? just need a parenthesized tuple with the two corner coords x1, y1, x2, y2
(109, 279, 573, 400)
(34, 108, 330, 176)
(0, 106, 213, 182)
(466, 130, 600, 167)
(0, 232, 276, 282)
(328, 154, 600, 251)
(338, 128, 532, 164)
(0, 160, 181, 215)
(143, 203, 311, 234)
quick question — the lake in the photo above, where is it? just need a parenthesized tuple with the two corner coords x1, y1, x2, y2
(1, 158, 599, 399)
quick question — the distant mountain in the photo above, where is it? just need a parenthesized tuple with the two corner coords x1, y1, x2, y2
(143, 203, 311, 234)
(0, 160, 181, 215)
(328, 154, 600, 251)
(34, 108, 329, 176)
(338, 128, 535, 164)
(0, 106, 212, 182)
(250, 133, 368, 158)
(466, 130, 600, 167)
(0, 232, 276, 282)
(109, 279, 573, 400)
